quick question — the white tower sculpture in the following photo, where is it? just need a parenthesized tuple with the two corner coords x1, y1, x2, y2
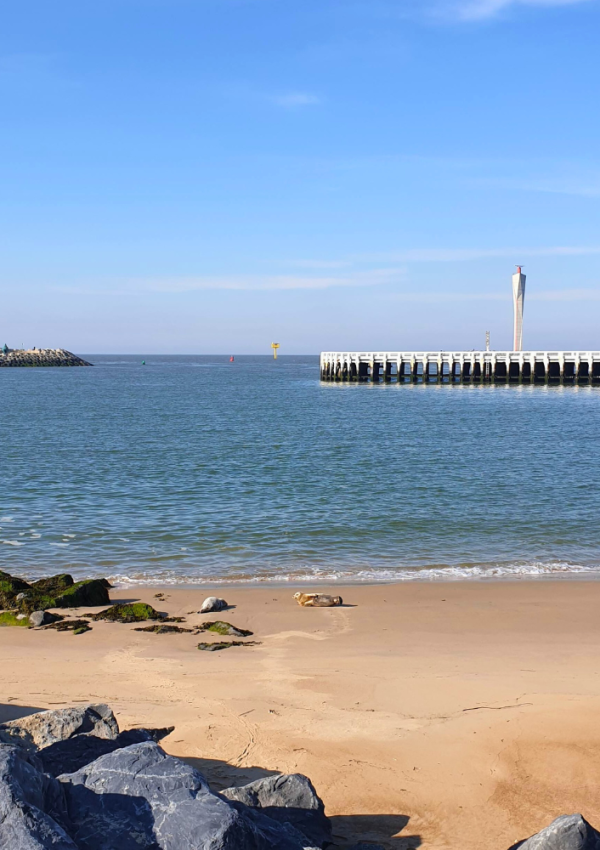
(512, 266, 526, 352)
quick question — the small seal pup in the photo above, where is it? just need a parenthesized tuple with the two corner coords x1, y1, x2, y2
(293, 592, 343, 607)
(200, 597, 228, 613)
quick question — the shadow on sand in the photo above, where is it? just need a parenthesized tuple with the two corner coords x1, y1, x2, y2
(329, 813, 421, 848)
(180, 755, 421, 848)
(0, 706, 421, 849)
(0, 702, 46, 723)
(180, 755, 280, 790)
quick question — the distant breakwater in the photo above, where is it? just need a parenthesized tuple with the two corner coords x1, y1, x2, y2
(0, 348, 92, 367)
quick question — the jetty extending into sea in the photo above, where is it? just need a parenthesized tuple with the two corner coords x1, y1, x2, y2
(320, 350, 600, 383)
(0, 348, 92, 367)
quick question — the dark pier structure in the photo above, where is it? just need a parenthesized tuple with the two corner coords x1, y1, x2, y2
(320, 351, 600, 384)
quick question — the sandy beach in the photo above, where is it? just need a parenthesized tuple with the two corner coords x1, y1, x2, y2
(3, 580, 600, 849)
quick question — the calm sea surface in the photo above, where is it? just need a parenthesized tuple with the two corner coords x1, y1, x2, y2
(1, 355, 600, 586)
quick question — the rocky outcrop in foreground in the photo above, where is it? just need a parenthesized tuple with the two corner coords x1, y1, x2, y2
(0, 703, 597, 849)
(0, 703, 330, 849)
(0, 348, 92, 367)
(508, 814, 600, 849)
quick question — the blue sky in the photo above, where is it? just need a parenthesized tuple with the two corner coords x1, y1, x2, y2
(1, 0, 599, 353)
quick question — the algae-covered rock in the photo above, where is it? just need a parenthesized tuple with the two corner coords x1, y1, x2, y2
(30, 574, 74, 595)
(134, 624, 193, 634)
(44, 619, 92, 635)
(199, 621, 253, 637)
(0, 570, 30, 610)
(0, 611, 31, 627)
(197, 640, 260, 652)
(53, 580, 110, 610)
(89, 602, 161, 623)
(0, 571, 111, 614)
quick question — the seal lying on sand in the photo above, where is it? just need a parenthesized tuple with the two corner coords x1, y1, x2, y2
(293, 592, 343, 607)
(200, 597, 228, 613)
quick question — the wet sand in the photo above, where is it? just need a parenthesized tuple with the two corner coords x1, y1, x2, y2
(3, 580, 600, 849)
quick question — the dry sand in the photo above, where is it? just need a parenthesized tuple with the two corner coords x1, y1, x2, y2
(3, 580, 600, 849)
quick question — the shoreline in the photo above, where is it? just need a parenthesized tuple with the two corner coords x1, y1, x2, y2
(4, 579, 600, 849)
(106, 569, 600, 590)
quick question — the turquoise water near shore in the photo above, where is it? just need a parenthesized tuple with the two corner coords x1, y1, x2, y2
(1, 355, 600, 585)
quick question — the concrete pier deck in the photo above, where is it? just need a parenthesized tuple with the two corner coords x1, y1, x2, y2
(320, 351, 600, 383)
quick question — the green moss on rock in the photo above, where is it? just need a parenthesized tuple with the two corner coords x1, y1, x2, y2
(44, 618, 92, 634)
(197, 640, 260, 651)
(30, 574, 74, 594)
(14, 579, 110, 614)
(0, 571, 111, 614)
(0, 571, 31, 610)
(134, 624, 193, 634)
(90, 602, 161, 623)
(0, 612, 30, 627)
(0, 571, 30, 592)
(56, 579, 110, 608)
(199, 621, 253, 637)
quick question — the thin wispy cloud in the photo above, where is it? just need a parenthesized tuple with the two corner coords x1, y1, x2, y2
(140, 268, 399, 292)
(270, 151, 600, 199)
(450, 0, 593, 21)
(481, 175, 600, 197)
(52, 268, 404, 295)
(269, 92, 322, 108)
(386, 287, 600, 302)
(354, 246, 600, 264)
(49, 247, 600, 298)
(291, 259, 353, 270)
(531, 287, 600, 301)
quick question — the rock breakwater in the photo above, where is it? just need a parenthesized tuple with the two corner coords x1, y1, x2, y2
(0, 348, 92, 367)
(0, 703, 330, 849)
(0, 702, 596, 849)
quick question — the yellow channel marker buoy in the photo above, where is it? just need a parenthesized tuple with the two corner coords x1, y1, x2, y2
(271, 342, 280, 360)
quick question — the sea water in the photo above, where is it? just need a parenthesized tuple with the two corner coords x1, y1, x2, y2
(1, 355, 599, 585)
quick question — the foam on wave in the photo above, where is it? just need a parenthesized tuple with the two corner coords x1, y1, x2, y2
(106, 561, 600, 588)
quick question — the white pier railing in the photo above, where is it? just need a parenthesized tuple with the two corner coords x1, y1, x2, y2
(320, 351, 600, 383)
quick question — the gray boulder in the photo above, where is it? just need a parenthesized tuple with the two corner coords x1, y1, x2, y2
(30, 611, 62, 628)
(0, 705, 119, 752)
(38, 727, 173, 777)
(510, 815, 600, 849)
(221, 773, 331, 848)
(59, 741, 266, 849)
(0, 744, 77, 849)
(348, 845, 386, 850)
(234, 804, 321, 849)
